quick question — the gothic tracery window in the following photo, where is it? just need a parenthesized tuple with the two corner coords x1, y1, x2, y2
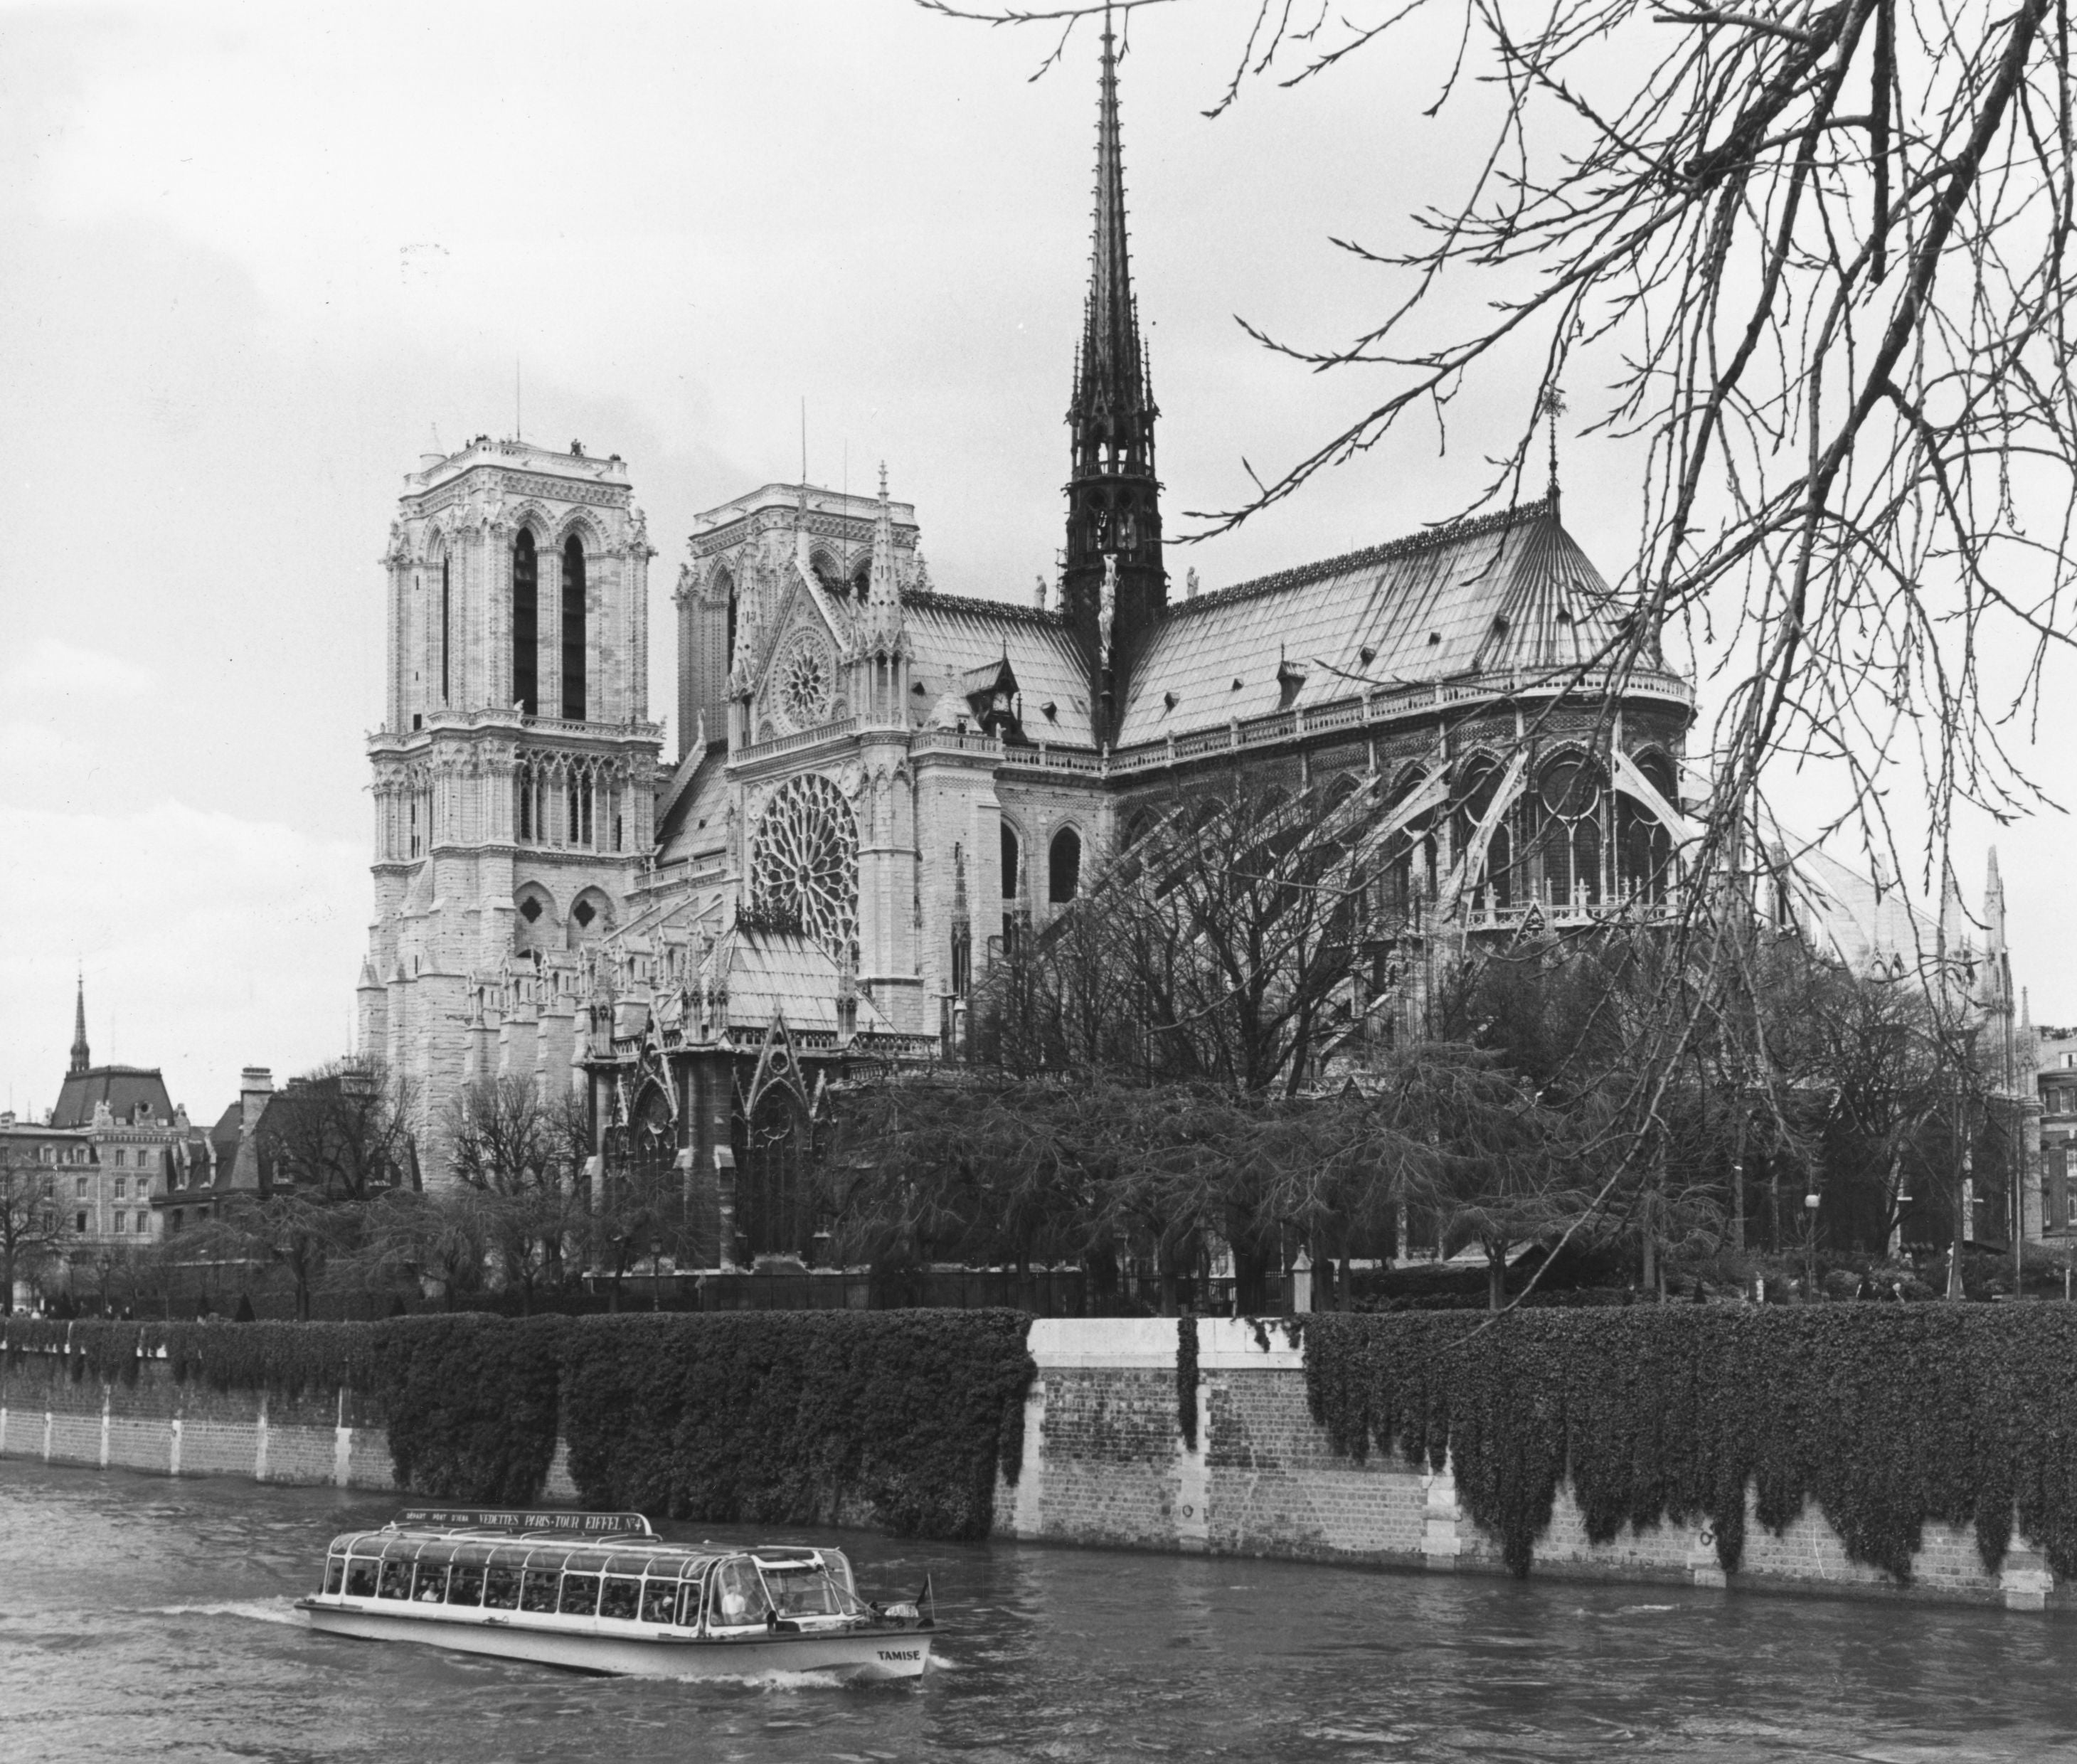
(1534, 753, 1604, 909)
(749, 773, 859, 957)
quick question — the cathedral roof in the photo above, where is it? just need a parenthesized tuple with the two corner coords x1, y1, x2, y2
(901, 593, 1098, 745)
(705, 926, 898, 1038)
(1116, 495, 1630, 745)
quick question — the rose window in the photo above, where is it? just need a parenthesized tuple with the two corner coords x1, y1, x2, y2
(750, 773, 859, 956)
(777, 635, 834, 730)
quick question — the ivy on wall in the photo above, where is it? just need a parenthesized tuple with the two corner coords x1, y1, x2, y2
(1177, 1317, 1199, 1451)
(376, 1316, 566, 1504)
(0, 1311, 1036, 1538)
(561, 1310, 1036, 1540)
(1305, 1307, 2077, 1583)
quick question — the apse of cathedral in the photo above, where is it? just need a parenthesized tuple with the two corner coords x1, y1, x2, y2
(357, 17, 1701, 1263)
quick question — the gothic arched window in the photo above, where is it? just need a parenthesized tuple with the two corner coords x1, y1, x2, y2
(1455, 760, 1513, 911)
(512, 530, 538, 715)
(561, 534, 587, 721)
(1617, 751, 1677, 904)
(439, 555, 451, 703)
(1534, 753, 1604, 909)
(1001, 823, 1021, 899)
(1049, 827, 1082, 903)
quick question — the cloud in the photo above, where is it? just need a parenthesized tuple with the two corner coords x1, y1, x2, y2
(0, 797, 363, 1122)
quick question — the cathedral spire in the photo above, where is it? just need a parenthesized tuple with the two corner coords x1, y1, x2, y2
(1062, 4, 1165, 742)
(69, 969, 90, 1076)
(1076, 6, 1151, 432)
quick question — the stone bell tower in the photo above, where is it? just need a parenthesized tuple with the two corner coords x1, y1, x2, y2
(358, 436, 662, 1167)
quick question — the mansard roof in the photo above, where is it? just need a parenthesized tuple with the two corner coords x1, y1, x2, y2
(1117, 495, 1635, 745)
(51, 1066, 176, 1131)
(901, 592, 1098, 747)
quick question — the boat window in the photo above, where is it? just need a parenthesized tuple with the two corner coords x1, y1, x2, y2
(678, 1580, 705, 1630)
(413, 1563, 448, 1603)
(483, 1566, 521, 1610)
(345, 1559, 380, 1598)
(639, 1579, 677, 1625)
(378, 1561, 413, 1600)
(559, 1574, 601, 1617)
(323, 1557, 345, 1595)
(761, 1564, 841, 1618)
(521, 1570, 561, 1614)
(712, 1561, 764, 1627)
(822, 1550, 858, 1599)
(447, 1565, 486, 1608)
(600, 1576, 640, 1621)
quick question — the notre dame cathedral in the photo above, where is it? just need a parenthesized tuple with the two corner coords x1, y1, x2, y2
(357, 18, 1704, 1263)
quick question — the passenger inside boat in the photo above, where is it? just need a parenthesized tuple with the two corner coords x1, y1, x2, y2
(713, 1561, 763, 1626)
(641, 1579, 678, 1624)
(448, 1565, 485, 1606)
(521, 1569, 559, 1613)
(600, 1576, 639, 1620)
(484, 1566, 521, 1609)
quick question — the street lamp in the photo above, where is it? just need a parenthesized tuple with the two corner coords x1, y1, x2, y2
(1802, 1189, 1820, 1296)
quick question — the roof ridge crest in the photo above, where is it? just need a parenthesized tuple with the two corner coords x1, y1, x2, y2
(1173, 495, 1554, 617)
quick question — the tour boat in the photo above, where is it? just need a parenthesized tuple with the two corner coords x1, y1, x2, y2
(297, 1507, 935, 1681)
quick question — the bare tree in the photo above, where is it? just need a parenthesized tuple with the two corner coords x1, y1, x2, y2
(0, 1145, 69, 1309)
(444, 1075, 588, 1310)
(932, 0, 2076, 887)
(263, 1061, 418, 1202)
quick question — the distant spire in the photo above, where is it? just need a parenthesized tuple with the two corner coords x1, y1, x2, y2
(68, 969, 90, 1076)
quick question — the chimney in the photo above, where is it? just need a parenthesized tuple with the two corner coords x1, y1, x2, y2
(240, 1066, 273, 1130)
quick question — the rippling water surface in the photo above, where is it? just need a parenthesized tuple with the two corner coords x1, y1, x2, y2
(4, 1460, 2076, 1763)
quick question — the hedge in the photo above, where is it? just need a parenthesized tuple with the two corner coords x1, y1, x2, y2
(1304, 1306, 2077, 1583)
(560, 1310, 1036, 1540)
(0, 1309, 1036, 1541)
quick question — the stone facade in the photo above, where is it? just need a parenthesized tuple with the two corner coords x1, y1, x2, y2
(356, 438, 662, 1171)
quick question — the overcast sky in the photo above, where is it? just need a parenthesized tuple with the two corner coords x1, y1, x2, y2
(4, 0, 2071, 1122)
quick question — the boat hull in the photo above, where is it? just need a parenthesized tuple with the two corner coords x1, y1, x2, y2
(296, 1600, 930, 1681)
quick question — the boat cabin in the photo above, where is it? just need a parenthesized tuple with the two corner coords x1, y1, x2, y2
(319, 1509, 864, 1637)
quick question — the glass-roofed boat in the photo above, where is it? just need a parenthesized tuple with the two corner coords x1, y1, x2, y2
(296, 1508, 935, 1680)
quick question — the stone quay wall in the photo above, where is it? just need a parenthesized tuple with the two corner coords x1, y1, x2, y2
(0, 1355, 580, 1504)
(987, 1319, 2066, 1614)
(1, 1322, 2062, 1612)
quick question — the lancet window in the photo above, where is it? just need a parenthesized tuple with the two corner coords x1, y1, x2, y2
(561, 534, 587, 721)
(513, 531, 539, 715)
(1048, 827, 1082, 903)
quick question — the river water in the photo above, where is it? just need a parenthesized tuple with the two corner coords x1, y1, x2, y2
(4, 1460, 2075, 1764)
